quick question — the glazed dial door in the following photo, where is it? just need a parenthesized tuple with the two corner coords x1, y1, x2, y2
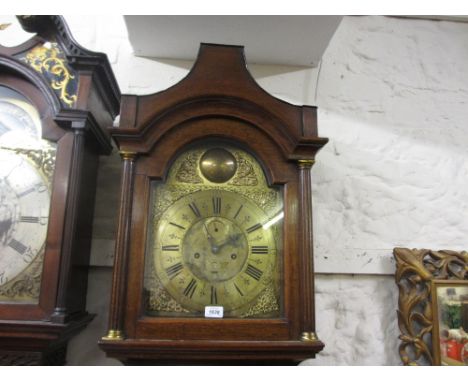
(0, 86, 55, 303)
(144, 144, 284, 318)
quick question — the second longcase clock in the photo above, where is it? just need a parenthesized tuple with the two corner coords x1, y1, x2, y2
(100, 43, 328, 365)
(0, 16, 120, 365)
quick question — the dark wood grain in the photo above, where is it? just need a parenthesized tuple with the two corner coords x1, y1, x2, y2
(298, 161, 317, 336)
(100, 338, 325, 365)
(101, 43, 327, 365)
(0, 15, 119, 365)
(106, 153, 137, 337)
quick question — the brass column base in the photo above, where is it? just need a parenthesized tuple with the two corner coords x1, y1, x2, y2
(301, 332, 318, 342)
(102, 330, 124, 340)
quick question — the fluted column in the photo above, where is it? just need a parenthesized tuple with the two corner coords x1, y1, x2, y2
(104, 151, 137, 340)
(297, 159, 319, 342)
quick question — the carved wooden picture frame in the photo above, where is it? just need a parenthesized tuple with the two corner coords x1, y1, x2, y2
(394, 248, 468, 365)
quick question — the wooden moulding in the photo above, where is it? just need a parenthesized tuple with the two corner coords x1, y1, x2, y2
(101, 43, 328, 365)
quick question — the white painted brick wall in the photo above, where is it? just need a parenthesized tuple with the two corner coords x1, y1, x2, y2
(4, 15, 467, 365)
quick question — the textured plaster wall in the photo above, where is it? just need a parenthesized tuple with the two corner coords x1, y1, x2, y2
(303, 274, 399, 365)
(4, 15, 467, 365)
(314, 16, 468, 275)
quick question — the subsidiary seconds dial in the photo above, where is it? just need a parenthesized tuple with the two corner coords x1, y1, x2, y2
(153, 190, 278, 314)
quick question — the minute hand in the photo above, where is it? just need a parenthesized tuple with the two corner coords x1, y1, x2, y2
(203, 222, 214, 242)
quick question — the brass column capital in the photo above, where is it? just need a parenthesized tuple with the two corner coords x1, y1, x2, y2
(297, 159, 315, 169)
(119, 151, 138, 160)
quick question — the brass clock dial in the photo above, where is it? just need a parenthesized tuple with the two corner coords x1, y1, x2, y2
(154, 189, 277, 313)
(145, 145, 283, 318)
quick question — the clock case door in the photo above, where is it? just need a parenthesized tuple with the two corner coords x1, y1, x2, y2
(0, 16, 120, 365)
(101, 43, 328, 365)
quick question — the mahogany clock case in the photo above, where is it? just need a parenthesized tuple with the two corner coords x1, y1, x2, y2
(100, 43, 328, 365)
(0, 16, 119, 365)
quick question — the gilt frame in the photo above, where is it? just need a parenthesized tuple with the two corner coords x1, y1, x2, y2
(394, 248, 468, 365)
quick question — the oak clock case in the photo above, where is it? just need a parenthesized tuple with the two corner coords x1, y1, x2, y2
(144, 144, 284, 318)
(101, 43, 327, 365)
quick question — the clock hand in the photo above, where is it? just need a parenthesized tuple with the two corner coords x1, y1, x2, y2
(0, 216, 12, 244)
(202, 222, 212, 240)
(213, 233, 242, 253)
(0, 186, 12, 238)
(203, 222, 218, 252)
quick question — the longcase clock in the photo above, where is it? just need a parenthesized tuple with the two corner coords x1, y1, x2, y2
(100, 43, 327, 365)
(0, 16, 120, 365)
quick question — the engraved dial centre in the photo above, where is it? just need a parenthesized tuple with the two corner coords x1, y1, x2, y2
(183, 216, 248, 282)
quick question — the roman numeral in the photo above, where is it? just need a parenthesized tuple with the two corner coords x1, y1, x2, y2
(188, 202, 201, 218)
(169, 222, 186, 230)
(233, 205, 243, 219)
(162, 244, 180, 251)
(19, 216, 39, 223)
(183, 278, 198, 298)
(234, 283, 244, 296)
(165, 262, 183, 279)
(251, 245, 269, 255)
(211, 286, 218, 304)
(246, 223, 262, 234)
(245, 264, 263, 281)
(8, 239, 27, 255)
(212, 196, 221, 215)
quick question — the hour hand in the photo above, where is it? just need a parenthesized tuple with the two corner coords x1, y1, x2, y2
(0, 217, 13, 244)
(217, 233, 242, 251)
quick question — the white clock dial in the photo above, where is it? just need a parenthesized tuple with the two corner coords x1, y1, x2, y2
(0, 90, 42, 150)
(0, 149, 50, 287)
